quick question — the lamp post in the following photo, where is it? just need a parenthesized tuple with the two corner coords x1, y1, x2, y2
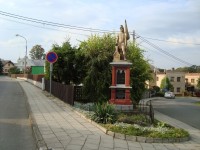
(16, 34, 27, 77)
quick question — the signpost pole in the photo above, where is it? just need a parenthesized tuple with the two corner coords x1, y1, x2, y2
(50, 63, 53, 95)
(46, 51, 58, 96)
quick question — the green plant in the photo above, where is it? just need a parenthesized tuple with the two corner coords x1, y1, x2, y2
(91, 102, 117, 124)
(195, 101, 200, 106)
(102, 122, 189, 138)
(117, 114, 150, 126)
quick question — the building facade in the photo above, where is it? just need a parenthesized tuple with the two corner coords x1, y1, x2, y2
(154, 70, 185, 95)
(15, 57, 45, 74)
(153, 69, 200, 95)
(185, 73, 200, 89)
(2, 60, 15, 74)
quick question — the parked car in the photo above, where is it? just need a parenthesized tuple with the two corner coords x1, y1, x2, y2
(164, 92, 175, 99)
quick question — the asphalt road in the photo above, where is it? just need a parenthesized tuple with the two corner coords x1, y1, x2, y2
(0, 76, 36, 150)
(152, 96, 200, 130)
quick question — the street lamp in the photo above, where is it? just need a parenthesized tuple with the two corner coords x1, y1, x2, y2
(16, 34, 27, 77)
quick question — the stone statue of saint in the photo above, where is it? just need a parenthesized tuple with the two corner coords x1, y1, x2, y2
(114, 20, 130, 61)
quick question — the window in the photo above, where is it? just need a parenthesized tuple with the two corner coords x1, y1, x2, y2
(191, 79, 195, 83)
(171, 87, 174, 92)
(177, 87, 181, 93)
(177, 77, 181, 82)
(170, 77, 174, 82)
(185, 78, 188, 82)
(8, 64, 10, 66)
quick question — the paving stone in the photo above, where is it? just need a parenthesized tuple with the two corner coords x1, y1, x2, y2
(125, 135, 136, 142)
(64, 144, 82, 150)
(19, 81, 200, 150)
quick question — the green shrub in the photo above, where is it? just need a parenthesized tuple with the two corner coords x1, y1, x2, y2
(91, 102, 117, 124)
(117, 114, 151, 126)
(154, 92, 164, 97)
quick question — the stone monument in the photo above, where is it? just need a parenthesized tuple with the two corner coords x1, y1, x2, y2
(109, 20, 133, 107)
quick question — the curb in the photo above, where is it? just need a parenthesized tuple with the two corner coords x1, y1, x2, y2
(73, 108, 190, 143)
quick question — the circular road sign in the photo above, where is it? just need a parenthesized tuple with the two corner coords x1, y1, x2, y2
(46, 52, 58, 63)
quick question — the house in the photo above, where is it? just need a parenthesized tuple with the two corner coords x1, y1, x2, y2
(185, 73, 200, 90)
(15, 57, 45, 74)
(155, 69, 185, 95)
(1, 60, 15, 75)
(166, 70, 185, 95)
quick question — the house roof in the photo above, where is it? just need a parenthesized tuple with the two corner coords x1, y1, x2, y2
(30, 59, 45, 66)
(1, 60, 14, 66)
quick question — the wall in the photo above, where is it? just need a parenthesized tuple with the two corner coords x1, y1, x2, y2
(31, 66, 44, 75)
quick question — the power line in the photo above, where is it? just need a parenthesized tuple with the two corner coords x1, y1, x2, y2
(139, 35, 200, 45)
(2, 10, 198, 46)
(136, 34, 193, 66)
(0, 10, 195, 66)
(139, 44, 186, 66)
(0, 10, 115, 34)
(0, 16, 90, 37)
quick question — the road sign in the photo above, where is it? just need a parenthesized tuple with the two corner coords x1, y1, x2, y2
(46, 52, 58, 63)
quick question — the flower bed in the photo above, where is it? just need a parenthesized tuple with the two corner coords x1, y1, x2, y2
(73, 102, 190, 143)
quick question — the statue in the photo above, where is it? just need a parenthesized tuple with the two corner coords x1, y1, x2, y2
(114, 20, 130, 61)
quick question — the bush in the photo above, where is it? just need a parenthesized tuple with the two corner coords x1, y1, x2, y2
(154, 92, 164, 97)
(117, 114, 151, 126)
(91, 102, 117, 124)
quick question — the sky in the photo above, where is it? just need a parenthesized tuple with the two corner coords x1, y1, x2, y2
(0, 0, 199, 69)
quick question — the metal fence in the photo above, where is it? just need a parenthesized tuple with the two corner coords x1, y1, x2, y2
(138, 100, 154, 123)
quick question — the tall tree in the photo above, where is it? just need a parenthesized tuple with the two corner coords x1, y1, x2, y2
(126, 43, 152, 103)
(0, 60, 3, 74)
(79, 34, 152, 103)
(79, 34, 115, 102)
(29, 45, 45, 59)
(197, 78, 200, 89)
(160, 77, 173, 91)
(45, 41, 81, 84)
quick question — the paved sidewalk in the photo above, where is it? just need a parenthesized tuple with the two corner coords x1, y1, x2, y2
(18, 80, 200, 150)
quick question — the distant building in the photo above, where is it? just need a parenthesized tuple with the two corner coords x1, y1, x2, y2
(185, 73, 200, 89)
(166, 70, 185, 95)
(153, 68, 186, 95)
(1, 60, 15, 75)
(15, 57, 45, 74)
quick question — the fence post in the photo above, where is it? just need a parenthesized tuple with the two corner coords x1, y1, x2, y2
(42, 78, 45, 90)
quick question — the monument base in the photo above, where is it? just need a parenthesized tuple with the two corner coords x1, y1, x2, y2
(109, 99, 132, 105)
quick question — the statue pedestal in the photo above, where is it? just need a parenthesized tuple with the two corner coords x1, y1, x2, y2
(109, 61, 132, 105)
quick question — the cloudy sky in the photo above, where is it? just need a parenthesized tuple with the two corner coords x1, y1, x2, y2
(0, 0, 199, 69)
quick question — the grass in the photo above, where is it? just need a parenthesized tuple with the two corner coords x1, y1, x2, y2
(195, 101, 200, 106)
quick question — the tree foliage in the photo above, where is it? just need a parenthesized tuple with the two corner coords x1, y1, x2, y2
(126, 43, 152, 103)
(0, 60, 3, 74)
(45, 41, 82, 84)
(176, 65, 200, 73)
(8, 66, 20, 74)
(197, 78, 200, 89)
(160, 77, 173, 91)
(79, 34, 115, 102)
(29, 45, 45, 59)
(45, 35, 152, 104)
